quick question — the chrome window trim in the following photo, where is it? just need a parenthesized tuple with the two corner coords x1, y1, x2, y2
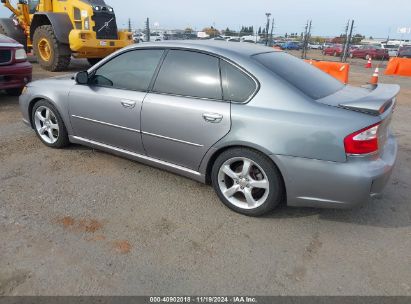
(71, 115, 141, 133)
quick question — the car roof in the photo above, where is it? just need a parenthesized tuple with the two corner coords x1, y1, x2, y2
(126, 40, 280, 58)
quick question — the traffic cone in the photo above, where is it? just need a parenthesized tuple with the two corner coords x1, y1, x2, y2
(369, 67, 379, 85)
(365, 58, 372, 68)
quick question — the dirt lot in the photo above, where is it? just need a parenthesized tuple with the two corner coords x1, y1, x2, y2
(0, 50, 410, 296)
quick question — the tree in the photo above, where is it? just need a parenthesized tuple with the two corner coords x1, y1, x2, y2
(203, 26, 220, 37)
(258, 26, 262, 35)
(352, 34, 364, 44)
(224, 27, 235, 36)
(184, 27, 193, 34)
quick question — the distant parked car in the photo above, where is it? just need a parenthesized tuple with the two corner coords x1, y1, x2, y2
(349, 45, 389, 60)
(0, 34, 32, 96)
(381, 43, 399, 57)
(322, 44, 344, 56)
(398, 46, 411, 58)
(308, 43, 322, 50)
(281, 41, 300, 50)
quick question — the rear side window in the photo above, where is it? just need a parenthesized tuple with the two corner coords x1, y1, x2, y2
(221, 61, 257, 102)
(90, 49, 164, 91)
(253, 52, 344, 99)
(153, 50, 222, 100)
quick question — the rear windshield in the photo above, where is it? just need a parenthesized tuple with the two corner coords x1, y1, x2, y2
(253, 52, 344, 99)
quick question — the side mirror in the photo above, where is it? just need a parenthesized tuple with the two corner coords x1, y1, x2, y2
(75, 71, 89, 85)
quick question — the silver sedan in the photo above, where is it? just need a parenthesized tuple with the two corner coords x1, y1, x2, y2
(19, 41, 399, 216)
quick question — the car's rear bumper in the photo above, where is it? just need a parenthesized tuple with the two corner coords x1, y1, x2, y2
(272, 134, 397, 208)
(0, 61, 32, 90)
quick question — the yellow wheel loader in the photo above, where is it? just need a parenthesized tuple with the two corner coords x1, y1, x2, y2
(0, 0, 133, 71)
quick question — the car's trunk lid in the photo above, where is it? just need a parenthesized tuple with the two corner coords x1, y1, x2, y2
(318, 84, 400, 154)
(317, 84, 399, 116)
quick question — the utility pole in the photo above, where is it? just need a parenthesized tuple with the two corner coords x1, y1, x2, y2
(269, 18, 274, 47)
(265, 13, 271, 46)
(145, 18, 150, 42)
(342, 20, 354, 62)
(301, 20, 311, 59)
(341, 20, 349, 62)
(306, 20, 312, 58)
(128, 18, 132, 32)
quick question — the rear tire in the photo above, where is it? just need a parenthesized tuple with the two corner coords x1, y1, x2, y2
(211, 148, 284, 216)
(33, 25, 71, 72)
(5, 87, 23, 96)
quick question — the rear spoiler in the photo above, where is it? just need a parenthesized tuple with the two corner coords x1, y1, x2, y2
(339, 84, 400, 116)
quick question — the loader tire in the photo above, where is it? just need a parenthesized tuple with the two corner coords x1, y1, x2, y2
(33, 25, 71, 72)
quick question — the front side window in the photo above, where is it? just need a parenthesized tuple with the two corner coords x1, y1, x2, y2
(153, 50, 222, 100)
(89, 49, 164, 91)
(221, 61, 257, 102)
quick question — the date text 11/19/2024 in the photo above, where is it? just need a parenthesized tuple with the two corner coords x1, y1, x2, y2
(149, 296, 257, 303)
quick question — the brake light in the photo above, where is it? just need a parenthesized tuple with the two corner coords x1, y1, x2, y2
(344, 123, 380, 155)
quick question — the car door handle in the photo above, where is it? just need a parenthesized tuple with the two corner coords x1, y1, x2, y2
(120, 100, 136, 109)
(203, 113, 223, 123)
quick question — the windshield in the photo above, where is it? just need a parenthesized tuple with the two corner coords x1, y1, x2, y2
(28, 0, 39, 13)
(253, 52, 344, 100)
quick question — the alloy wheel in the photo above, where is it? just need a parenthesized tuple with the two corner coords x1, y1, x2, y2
(38, 38, 52, 62)
(34, 106, 60, 144)
(217, 157, 270, 210)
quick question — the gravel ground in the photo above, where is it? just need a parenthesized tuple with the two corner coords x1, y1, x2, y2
(0, 50, 410, 296)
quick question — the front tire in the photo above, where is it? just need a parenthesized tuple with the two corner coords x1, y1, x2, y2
(211, 148, 284, 216)
(32, 100, 69, 148)
(33, 25, 71, 72)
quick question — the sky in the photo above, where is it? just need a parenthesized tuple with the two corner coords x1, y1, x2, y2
(1, 0, 410, 39)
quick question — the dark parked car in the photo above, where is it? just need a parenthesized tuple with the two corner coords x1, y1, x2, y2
(322, 44, 344, 56)
(0, 34, 32, 96)
(350, 45, 389, 60)
(398, 46, 411, 58)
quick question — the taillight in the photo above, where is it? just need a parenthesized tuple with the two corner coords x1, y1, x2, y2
(344, 123, 380, 155)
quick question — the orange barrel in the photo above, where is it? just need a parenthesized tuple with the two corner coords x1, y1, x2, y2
(305, 60, 350, 84)
(385, 58, 411, 77)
